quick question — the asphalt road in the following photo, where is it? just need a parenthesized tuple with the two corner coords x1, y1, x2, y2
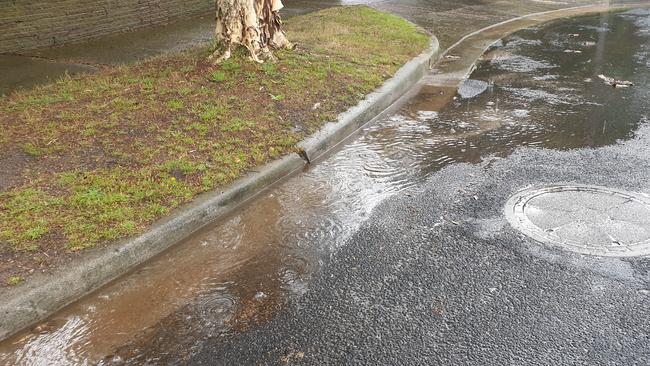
(192, 123, 650, 364)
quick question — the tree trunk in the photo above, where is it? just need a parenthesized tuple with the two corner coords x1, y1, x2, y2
(210, 0, 292, 63)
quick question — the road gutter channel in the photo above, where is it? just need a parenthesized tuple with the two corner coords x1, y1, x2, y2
(3, 1, 649, 342)
(0, 36, 440, 342)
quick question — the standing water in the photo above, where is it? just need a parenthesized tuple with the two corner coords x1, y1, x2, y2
(2, 8, 650, 365)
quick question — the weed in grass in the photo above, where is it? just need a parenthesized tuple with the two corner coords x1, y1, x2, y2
(111, 98, 139, 112)
(58, 172, 79, 187)
(180, 65, 195, 73)
(26, 93, 74, 105)
(178, 87, 193, 96)
(7, 276, 22, 286)
(82, 127, 97, 137)
(141, 78, 155, 91)
(160, 159, 202, 175)
(199, 104, 227, 122)
(221, 59, 241, 73)
(221, 118, 255, 133)
(188, 122, 209, 135)
(244, 72, 257, 82)
(167, 99, 184, 110)
(22, 143, 43, 157)
(210, 71, 227, 83)
(22, 222, 48, 241)
(259, 63, 280, 78)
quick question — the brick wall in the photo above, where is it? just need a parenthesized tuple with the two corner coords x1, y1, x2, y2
(0, 0, 213, 53)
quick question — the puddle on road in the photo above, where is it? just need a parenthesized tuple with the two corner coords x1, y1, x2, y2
(2, 8, 650, 366)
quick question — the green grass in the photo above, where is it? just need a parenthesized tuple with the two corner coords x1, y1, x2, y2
(0, 5, 429, 283)
(209, 71, 227, 83)
(7, 276, 22, 286)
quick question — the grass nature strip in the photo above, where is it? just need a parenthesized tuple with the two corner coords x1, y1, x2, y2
(0, 6, 429, 285)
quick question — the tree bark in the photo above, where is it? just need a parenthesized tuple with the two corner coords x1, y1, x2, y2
(211, 0, 292, 63)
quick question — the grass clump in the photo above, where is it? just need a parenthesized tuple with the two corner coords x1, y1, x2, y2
(7, 276, 22, 286)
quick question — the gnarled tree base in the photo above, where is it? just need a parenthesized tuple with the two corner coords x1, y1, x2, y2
(211, 0, 293, 63)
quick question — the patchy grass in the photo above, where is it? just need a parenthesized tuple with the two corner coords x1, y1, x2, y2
(0, 6, 429, 284)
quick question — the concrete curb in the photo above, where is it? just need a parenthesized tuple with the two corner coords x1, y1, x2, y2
(0, 37, 441, 342)
(298, 37, 441, 162)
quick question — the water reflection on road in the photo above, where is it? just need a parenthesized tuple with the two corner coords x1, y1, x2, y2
(1, 8, 650, 366)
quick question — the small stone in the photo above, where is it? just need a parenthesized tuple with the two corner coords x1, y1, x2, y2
(34, 323, 51, 334)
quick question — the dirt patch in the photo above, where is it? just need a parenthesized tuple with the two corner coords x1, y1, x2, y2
(0, 150, 32, 191)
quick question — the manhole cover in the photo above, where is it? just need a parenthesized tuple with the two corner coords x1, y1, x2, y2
(505, 184, 650, 257)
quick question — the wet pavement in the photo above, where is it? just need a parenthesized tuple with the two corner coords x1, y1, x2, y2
(190, 9, 650, 364)
(0, 0, 601, 96)
(2, 2, 650, 366)
(0, 0, 354, 96)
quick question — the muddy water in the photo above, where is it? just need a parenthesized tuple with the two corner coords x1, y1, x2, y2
(2, 8, 650, 366)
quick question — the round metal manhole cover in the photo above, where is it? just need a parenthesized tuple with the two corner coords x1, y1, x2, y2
(505, 185, 650, 257)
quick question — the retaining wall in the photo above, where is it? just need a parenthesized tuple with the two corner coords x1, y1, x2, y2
(0, 0, 212, 53)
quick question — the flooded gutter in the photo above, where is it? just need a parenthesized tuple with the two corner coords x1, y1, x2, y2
(0, 35, 441, 342)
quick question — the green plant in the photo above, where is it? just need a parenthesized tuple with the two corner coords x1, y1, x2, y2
(167, 99, 184, 110)
(210, 71, 227, 83)
(7, 276, 22, 286)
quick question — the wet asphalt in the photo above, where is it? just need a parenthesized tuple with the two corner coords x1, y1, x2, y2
(192, 125, 650, 365)
(191, 7, 650, 363)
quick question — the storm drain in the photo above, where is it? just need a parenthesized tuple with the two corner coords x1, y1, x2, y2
(504, 184, 650, 257)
